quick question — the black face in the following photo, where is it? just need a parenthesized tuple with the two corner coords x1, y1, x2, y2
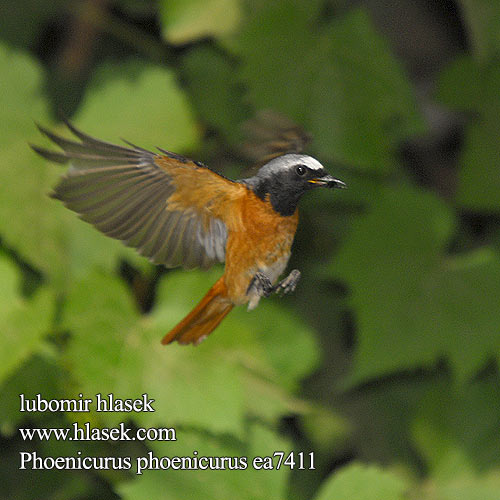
(293, 163, 327, 187)
(292, 163, 347, 189)
(248, 161, 345, 217)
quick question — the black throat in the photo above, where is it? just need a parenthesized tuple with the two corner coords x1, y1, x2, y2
(244, 177, 304, 217)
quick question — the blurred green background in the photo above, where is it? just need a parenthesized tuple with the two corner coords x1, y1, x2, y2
(1, 0, 500, 498)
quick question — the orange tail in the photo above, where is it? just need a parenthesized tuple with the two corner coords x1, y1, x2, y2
(161, 277, 233, 346)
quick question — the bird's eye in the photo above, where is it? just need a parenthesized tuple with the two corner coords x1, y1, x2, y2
(295, 165, 306, 176)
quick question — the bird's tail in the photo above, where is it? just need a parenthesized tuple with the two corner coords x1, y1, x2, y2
(161, 277, 233, 346)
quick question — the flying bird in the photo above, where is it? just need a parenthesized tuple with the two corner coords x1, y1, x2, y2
(32, 119, 345, 346)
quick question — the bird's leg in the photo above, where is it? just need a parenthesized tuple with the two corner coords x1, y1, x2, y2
(247, 271, 274, 298)
(247, 269, 301, 299)
(274, 269, 301, 296)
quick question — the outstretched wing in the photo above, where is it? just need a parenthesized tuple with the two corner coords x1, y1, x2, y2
(31, 121, 245, 270)
(240, 110, 312, 166)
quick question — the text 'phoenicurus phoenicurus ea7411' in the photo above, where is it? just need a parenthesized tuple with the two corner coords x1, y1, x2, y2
(32, 120, 346, 346)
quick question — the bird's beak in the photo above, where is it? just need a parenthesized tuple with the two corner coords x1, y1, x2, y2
(308, 175, 346, 189)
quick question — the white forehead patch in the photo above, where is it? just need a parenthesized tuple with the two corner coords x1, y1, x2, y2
(259, 153, 325, 176)
(300, 156, 324, 171)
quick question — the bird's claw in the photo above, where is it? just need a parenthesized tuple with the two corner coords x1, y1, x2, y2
(247, 271, 273, 297)
(247, 269, 301, 299)
(275, 269, 301, 296)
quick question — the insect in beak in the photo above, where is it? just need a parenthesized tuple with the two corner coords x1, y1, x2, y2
(308, 176, 346, 189)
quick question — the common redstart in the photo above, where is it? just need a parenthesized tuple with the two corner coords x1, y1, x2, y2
(32, 121, 345, 345)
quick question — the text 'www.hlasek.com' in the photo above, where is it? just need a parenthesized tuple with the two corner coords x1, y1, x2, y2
(18, 393, 315, 474)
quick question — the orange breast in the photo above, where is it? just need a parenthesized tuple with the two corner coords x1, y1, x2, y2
(223, 190, 299, 304)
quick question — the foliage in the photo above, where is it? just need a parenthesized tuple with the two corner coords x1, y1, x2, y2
(331, 186, 500, 385)
(1, 0, 500, 499)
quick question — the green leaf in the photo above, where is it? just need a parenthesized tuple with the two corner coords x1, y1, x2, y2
(437, 56, 500, 212)
(76, 60, 200, 152)
(63, 268, 319, 435)
(0, 355, 65, 435)
(411, 375, 500, 476)
(0, 44, 48, 144)
(118, 423, 291, 500)
(0, 255, 52, 386)
(234, 5, 424, 171)
(331, 185, 500, 385)
(0, 44, 58, 280)
(233, 0, 322, 120)
(160, 0, 242, 45)
(313, 463, 409, 500)
(181, 46, 247, 140)
(429, 472, 500, 500)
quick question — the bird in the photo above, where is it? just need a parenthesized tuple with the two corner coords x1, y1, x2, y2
(31, 120, 346, 346)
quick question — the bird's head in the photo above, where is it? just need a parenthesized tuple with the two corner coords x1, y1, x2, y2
(244, 154, 346, 216)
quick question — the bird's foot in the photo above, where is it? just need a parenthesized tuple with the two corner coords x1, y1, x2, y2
(275, 269, 301, 296)
(247, 269, 301, 299)
(247, 271, 274, 298)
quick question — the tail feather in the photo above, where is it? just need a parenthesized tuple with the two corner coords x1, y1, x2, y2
(162, 277, 233, 345)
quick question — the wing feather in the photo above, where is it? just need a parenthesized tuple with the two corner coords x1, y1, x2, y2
(33, 122, 245, 269)
(149, 211, 182, 263)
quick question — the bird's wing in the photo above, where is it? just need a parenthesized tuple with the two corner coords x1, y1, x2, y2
(240, 109, 312, 167)
(32, 121, 246, 270)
